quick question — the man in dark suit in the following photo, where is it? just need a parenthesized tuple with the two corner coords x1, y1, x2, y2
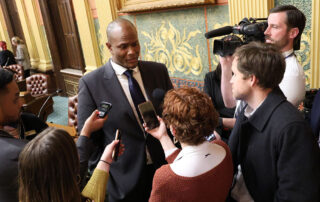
(0, 68, 47, 202)
(77, 18, 173, 202)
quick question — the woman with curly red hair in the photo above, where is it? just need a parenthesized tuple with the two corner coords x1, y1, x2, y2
(145, 87, 233, 202)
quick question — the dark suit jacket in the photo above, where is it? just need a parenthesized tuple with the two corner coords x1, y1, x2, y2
(0, 113, 48, 202)
(228, 89, 320, 202)
(0, 50, 16, 66)
(77, 60, 173, 201)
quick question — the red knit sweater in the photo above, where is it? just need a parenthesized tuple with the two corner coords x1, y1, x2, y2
(149, 140, 233, 202)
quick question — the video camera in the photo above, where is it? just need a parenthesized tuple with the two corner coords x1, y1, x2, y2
(205, 18, 268, 57)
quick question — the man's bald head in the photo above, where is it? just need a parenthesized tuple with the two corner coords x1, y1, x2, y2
(105, 18, 140, 69)
(107, 18, 137, 43)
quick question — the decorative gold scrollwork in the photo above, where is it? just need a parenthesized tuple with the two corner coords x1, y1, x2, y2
(142, 21, 202, 76)
(296, 30, 311, 87)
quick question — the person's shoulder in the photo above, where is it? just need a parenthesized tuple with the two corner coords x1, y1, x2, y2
(81, 63, 109, 81)
(17, 44, 25, 49)
(285, 55, 304, 76)
(0, 132, 28, 148)
(212, 139, 229, 150)
(139, 60, 166, 70)
(204, 70, 218, 81)
(139, 60, 163, 66)
(273, 100, 304, 121)
(205, 70, 215, 77)
(153, 164, 175, 185)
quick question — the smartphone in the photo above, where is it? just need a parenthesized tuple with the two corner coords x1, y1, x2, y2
(112, 129, 121, 161)
(98, 101, 112, 118)
(138, 101, 160, 129)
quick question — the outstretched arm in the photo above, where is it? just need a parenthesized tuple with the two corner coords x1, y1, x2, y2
(220, 56, 236, 108)
(144, 117, 176, 153)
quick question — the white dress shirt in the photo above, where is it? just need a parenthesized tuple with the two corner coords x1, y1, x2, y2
(111, 60, 149, 128)
(111, 60, 153, 164)
(279, 49, 306, 107)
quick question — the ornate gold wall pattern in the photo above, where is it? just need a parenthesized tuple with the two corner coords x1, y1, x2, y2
(141, 21, 203, 76)
(296, 30, 312, 87)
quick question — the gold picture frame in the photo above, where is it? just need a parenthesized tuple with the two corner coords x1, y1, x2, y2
(115, 0, 216, 13)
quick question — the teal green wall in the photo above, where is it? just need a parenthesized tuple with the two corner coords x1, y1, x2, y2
(102, 1, 312, 90)
(122, 5, 229, 90)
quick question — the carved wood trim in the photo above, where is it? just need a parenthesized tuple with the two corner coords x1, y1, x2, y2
(117, 0, 215, 13)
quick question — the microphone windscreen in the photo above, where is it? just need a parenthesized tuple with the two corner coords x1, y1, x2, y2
(205, 26, 233, 39)
(152, 88, 166, 103)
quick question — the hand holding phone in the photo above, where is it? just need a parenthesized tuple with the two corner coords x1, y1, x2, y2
(112, 129, 121, 161)
(138, 101, 160, 129)
(98, 101, 112, 118)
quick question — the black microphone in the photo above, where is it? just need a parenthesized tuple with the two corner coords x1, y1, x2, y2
(152, 88, 166, 109)
(37, 89, 62, 119)
(152, 88, 166, 102)
(205, 26, 234, 39)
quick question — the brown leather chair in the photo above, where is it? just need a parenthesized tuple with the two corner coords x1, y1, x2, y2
(24, 73, 53, 121)
(26, 73, 50, 97)
(4, 64, 25, 81)
(4, 64, 26, 91)
(68, 94, 78, 135)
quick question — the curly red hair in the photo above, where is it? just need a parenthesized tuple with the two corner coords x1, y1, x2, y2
(162, 87, 219, 145)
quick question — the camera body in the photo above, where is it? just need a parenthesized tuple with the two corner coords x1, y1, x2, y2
(208, 18, 268, 57)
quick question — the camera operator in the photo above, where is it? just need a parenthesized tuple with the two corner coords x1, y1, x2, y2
(204, 35, 244, 141)
(219, 5, 306, 131)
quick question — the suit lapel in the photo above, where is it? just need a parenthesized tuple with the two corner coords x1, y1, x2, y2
(103, 60, 138, 124)
(138, 61, 153, 100)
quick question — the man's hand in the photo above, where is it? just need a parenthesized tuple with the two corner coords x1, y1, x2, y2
(220, 55, 234, 69)
(80, 110, 108, 138)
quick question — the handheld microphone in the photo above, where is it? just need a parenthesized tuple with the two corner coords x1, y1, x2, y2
(205, 26, 233, 39)
(152, 88, 166, 110)
(152, 88, 165, 102)
(37, 89, 62, 119)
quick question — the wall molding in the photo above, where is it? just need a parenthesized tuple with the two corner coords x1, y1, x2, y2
(117, 0, 215, 13)
(229, 0, 273, 25)
(310, 0, 320, 88)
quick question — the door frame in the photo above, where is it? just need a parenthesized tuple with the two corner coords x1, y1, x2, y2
(38, 0, 66, 94)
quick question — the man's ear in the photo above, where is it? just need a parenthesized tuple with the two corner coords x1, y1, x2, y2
(106, 42, 112, 51)
(250, 74, 259, 87)
(289, 27, 299, 39)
